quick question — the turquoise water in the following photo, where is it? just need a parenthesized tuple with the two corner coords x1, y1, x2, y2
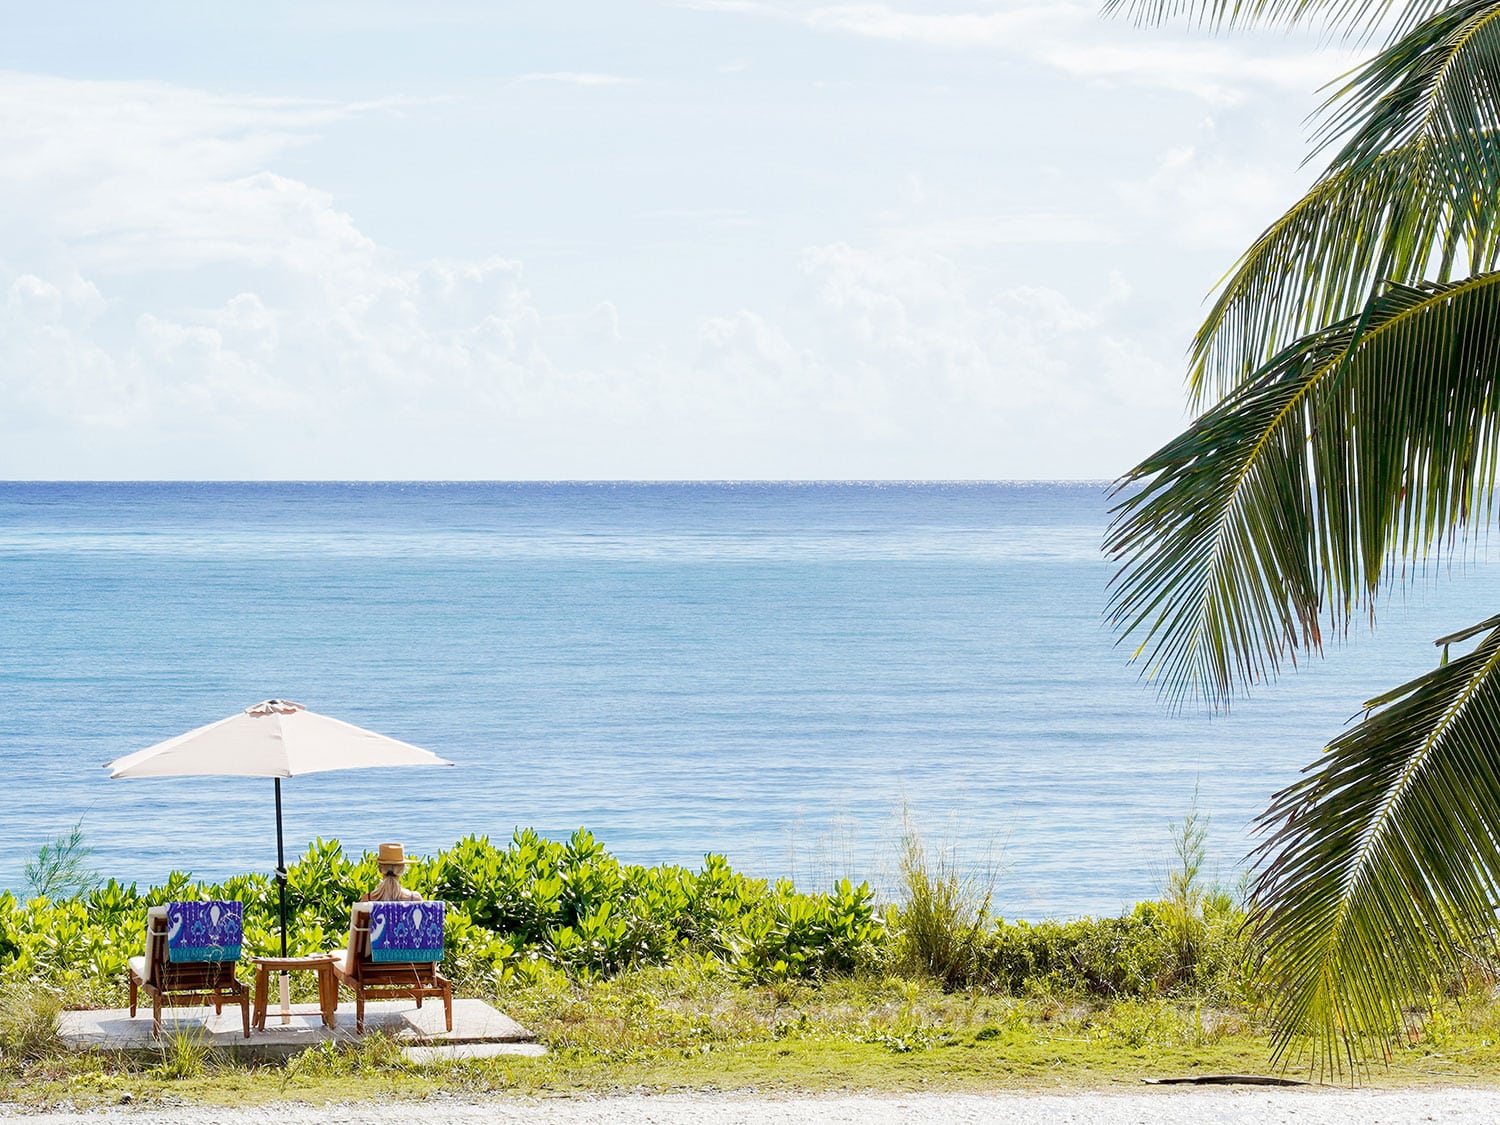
(2, 481, 1496, 919)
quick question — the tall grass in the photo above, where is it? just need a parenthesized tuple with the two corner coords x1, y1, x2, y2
(152, 1024, 217, 1080)
(894, 815, 995, 991)
(0, 985, 62, 1061)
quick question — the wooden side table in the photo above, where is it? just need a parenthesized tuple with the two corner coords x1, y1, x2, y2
(252, 955, 339, 1030)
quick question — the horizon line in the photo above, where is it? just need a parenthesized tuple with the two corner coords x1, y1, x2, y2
(0, 477, 1116, 486)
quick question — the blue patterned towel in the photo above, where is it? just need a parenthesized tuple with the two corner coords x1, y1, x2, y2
(368, 901, 444, 963)
(165, 900, 243, 963)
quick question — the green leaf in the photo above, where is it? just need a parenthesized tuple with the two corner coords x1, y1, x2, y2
(1190, 0, 1500, 399)
(1251, 615, 1500, 1074)
(1110, 272, 1500, 704)
(1103, 0, 1448, 33)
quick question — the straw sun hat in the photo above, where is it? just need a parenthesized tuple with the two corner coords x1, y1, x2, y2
(376, 842, 412, 870)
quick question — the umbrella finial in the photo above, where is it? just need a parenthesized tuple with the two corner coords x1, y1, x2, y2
(246, 699, 305, 716)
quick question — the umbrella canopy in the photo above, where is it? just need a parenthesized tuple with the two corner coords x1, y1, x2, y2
(107, 698, 453, 780)
(104, 699, 455, 969)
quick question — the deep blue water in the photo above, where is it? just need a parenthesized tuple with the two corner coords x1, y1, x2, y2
(3, 481, 1497, 919)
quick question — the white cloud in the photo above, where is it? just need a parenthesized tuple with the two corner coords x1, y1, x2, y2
(883, 213, 1121, 251)
(511, 72, 632, 86)
(678, 0, 1360, 103)
(1120, 132, 1313, 250)
(0, 74, 379, 283)
(801, 2, 1077, 47)
(0, 74, 581, 475)
(1043, 40, 1365, 106)
(679, 0, 1079, 46)
(679, 243, 1184, 476)
(0, 68, 1204, 478)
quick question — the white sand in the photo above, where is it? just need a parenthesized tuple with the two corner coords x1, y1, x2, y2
(5, 1089, 1500, 1124)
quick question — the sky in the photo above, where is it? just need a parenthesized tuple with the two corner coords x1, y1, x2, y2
(0, 1, 1367, 480)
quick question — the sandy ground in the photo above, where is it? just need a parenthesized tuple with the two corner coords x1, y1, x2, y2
(5, 1090, 1500, 1123)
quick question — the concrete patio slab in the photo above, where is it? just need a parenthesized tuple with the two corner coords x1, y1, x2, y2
(58, 998, 537, 1061)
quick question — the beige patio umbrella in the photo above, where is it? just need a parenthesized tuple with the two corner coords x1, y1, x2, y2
(105, 699, 454, 1019)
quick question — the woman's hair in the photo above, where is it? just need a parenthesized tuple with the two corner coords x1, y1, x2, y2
(371, 865, 406, 900)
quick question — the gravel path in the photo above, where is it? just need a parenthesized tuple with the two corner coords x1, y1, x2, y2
(6, 1090, 1500, 1124)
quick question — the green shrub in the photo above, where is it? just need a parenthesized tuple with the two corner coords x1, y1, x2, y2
(23, 821, 98, 901)
(733, 878, 884, 982)
(0, 829, 891, 996)
(979, 896, 1255, 1000)
(893, 824, 992, 990)
(0, 826, 1260, 1006)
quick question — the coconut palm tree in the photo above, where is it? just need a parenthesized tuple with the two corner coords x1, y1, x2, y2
(1104, 0, 1500, 1073)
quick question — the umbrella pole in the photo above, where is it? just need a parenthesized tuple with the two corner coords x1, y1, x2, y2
(275, 778, 290, 1023)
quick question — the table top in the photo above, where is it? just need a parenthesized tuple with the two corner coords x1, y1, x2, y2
(252, 955, 335, 970)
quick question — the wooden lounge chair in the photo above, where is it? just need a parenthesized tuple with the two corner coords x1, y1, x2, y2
(331, 900, 452, 1033)
(128, 901, 250, 1038)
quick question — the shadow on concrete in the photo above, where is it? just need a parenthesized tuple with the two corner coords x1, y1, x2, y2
(59, 998, 539, 1062)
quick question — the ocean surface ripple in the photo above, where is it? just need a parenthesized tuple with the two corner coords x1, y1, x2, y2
(2, 481, 1495, 919)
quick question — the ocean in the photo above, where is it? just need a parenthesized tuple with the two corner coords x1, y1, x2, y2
(2, 481, 1495, 919)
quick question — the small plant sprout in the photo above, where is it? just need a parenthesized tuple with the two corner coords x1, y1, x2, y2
(23, 819, 99, 901)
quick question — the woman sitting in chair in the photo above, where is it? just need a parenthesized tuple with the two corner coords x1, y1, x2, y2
(363, 842, 423, 902)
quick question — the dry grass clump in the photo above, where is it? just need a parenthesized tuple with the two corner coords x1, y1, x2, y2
(0, 984, 62, 1063)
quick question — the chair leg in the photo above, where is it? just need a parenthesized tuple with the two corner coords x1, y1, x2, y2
(128, 976, 137, 1018)
(240, 994, 250, 1039)
(356, 994, 365, 1034)
(152, 995, 162, 1038)
(443, 983, 453, 1033)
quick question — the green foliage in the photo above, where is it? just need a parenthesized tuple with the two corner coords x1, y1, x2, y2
(0, 830, 885, 998)
(732, 878, 884, 983)
(893, 822, 993, 990)
(0, 982, 62, 1061)
(152, 1024, 216, 1080)
(1102, 0, 1437, 35)
(1102, 0, 1500, 1075)
(0, 828, 1263, 1016)
(23, 821, 98, 901)
(1162, 788, 1210, 978)
(1249, 621, 1500, 1075)
(981, 893, 1254, 1004)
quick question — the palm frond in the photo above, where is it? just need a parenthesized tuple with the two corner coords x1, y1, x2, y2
(1108, 272, 1500, 706)
(1315, 0, 1500, 171)
(1102, 0, 1445, 32)
(1192, 0, 1500, 399)
(1251, 615, 1500, 1074)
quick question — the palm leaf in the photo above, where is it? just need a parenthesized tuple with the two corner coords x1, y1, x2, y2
(1102, 0, 1446, 32)
(1315, 0, 1500, 172)
(1251, 614, 1500, 1074)
(1108, 271, 1500, 706)
(1192, 0, 1500, 399)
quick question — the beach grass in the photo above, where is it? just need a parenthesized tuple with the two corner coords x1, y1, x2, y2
(7, 822, 1500, 1107)
(8, 970, 1500, 1108)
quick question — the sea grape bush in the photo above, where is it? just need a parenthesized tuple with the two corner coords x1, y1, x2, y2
(0, 829, 1256, 1006)
(0, 830, 883, 1000)
(978, 895, 1253, 1003)
(732, 878, 885, 982)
